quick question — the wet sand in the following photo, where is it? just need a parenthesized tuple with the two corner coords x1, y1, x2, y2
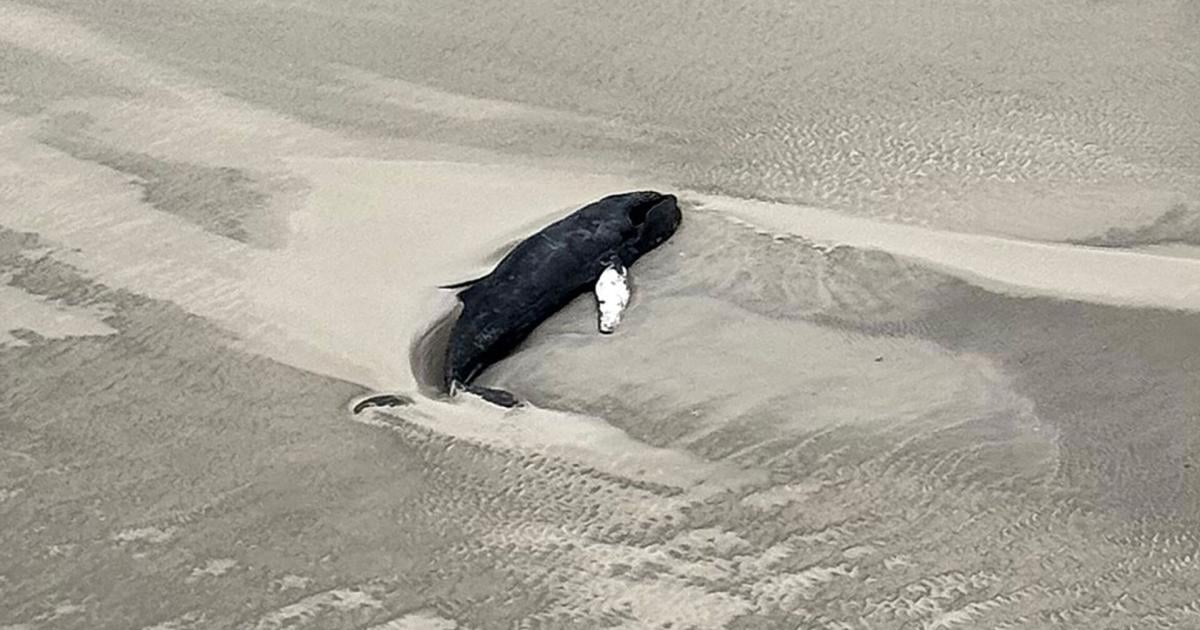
(3, 1, 1200, 628)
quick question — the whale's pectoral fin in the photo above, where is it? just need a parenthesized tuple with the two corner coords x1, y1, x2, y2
(351, 393, 415, 414)
(449, 380, 521, 408)
(594, 262, 631, 335)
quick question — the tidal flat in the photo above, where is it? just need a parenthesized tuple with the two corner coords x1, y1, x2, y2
(2, 1, 1199, 628)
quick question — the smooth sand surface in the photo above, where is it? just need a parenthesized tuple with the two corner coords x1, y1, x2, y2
(3, 1, 1200, 628)
(701, 193, 1200, 310)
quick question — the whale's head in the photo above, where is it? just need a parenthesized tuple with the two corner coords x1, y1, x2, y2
(589, 190, 681, 264)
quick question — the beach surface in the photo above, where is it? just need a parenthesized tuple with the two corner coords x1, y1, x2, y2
(3, 1, 1200, 628)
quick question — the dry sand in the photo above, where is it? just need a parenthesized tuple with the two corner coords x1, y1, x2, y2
(3, 1, 1200, 628)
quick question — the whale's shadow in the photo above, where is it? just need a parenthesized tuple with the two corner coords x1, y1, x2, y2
(408, 301, 460, 397)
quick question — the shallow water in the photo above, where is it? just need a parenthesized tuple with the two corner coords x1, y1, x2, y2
(18, 0, 1199, 237)
(3, 1, 1200, 628)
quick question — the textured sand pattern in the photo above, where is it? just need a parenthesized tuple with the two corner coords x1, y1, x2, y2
(3, 1, 1200, 628)
(18, 0, 1196, 240)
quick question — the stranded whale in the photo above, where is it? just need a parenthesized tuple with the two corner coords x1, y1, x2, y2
(441, 190, 681, 406)
(353, 190, 681, 412)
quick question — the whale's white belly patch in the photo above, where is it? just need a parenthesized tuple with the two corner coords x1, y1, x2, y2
(594, 264, 630, 334)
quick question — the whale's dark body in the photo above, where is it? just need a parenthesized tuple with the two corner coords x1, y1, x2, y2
(442, 190, 681, 406)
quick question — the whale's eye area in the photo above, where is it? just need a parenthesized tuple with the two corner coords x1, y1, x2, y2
(629, 202, 651, 226)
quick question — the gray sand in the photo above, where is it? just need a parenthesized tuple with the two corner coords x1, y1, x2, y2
(3, 1, 1200, 629)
